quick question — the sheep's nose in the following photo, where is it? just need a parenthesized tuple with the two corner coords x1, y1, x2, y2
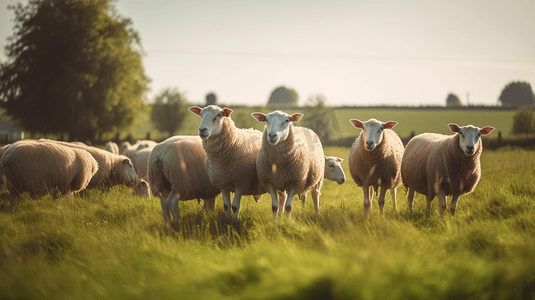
(269, 133, 277, 139)
(199, 128, 207, 133)
(366, 141, 373, 147)
(467, 145, 474, 151)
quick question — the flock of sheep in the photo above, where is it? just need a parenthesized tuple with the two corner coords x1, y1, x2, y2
(0, 105, 495, 220)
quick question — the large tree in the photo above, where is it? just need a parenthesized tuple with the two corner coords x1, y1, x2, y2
(498, 81, 535, 107)
(151, 88, 188, 137)
(0, 0, 149, 141)
(267, 86, 298, 107)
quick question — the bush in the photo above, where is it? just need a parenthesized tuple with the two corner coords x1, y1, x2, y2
(512, 107, 535, 135)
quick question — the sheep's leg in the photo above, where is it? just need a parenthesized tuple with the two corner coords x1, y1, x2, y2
(450, 194, 460, 216)
(378, 185, 388, 214)
(221, 190, 232, 220)
(311, 188, 320, 213)
(278, 191, 287, 214)
(438, 190, 447, 218)
(159, 196, 170, 222)
(362, 185, 372, 218)
(408, 189, 415, 212)
(285, 186, 296, 220)
(268, 185, 279, 219)
(300, 193, 307, 208)
(426, 195, 434, 215)
(203, 197, 216, 210)
(390, 188, 397, 211)
(231, 189, 242, 222)
(167, 189, 181, 222)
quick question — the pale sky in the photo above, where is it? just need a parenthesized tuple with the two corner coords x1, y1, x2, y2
(1, 0, 535, 106)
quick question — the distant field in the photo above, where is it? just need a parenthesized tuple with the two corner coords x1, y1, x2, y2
(125, 107, 515, 142)
(1, 148, 535, 299)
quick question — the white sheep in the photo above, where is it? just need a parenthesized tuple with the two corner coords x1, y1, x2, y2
(132, 179, 151, 198)
(401, 123, 494, 217)
(324, 156, 346, 185)
(106, 141, 119, 154)
(148, 135, 221, 222)
(132, 147, 152, 181)
(297, 156, 346, 209)
(38, 139, 137, 189)
(0, 140, 98, 199)
(189, 105, 267, 222)
(348, 118, 404, 217)
(252, 110, 325, 219)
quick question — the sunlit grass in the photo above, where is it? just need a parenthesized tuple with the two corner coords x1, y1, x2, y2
(1, 148, 535, 299)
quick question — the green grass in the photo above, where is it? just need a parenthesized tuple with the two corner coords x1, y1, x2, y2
(120, 107, 515, 142)
(1, 148, 535, 299)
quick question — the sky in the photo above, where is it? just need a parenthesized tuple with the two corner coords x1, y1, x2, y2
(1, 0, 535, 107)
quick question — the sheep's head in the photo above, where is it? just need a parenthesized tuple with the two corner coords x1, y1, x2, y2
(251, 110, 303, 145)
(132, 179, 151, 198)
(189, 105, 232, 140)
(448, 124, 495, 156)
(123, 158, 138, 187)
(349, 118, 398, 151)
(325, 156, 346, 185)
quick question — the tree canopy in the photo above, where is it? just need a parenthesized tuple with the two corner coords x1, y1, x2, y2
(498, 81, 535, 107)
(445, 93, 462, 107)
(0, 0, 149, 141)
(205, 92, 217, 106)
(267, 86, 298, 107)
(151, 88, 188, 137)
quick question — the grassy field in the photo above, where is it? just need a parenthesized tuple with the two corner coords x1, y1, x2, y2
(1, 147, 534, 299)
(124, 107, 516, 142)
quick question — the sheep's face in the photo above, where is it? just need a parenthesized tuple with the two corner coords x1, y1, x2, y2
(350, 118, 398, 151)
(252, 111, 303, 145)
(189, 105, 232, 140)
(449, 124, 495, 156)
(132, 179, 151, 198)
(325, 156, 346, 185)
(124, 159, 138, 186)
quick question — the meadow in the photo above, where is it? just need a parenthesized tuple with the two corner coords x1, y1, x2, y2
(1, 146, 534, 299)
(125, 107, 516, 142)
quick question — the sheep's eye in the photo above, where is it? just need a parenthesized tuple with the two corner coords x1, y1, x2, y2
(284, 120, 289, 124)
(329, 165, 335, 169)
(213, 114, 221, 121)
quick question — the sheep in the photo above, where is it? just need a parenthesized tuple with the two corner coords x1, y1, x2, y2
(348, 118, 404, 217)
(0, 140, 98, 199)
(297, 156, 346, 209)
(189, 105, 267, 222)
(37, 139, 137, 189)
(148, 135, 221, 222)
(106, 141, 119, 155)
(120, 140, 156, 159)
(252, 110, 325, 219)
(401, 123, 494, 217)
(132, 179, 151, 198)
(324, 156, 346, 185)
(134, 140, 157, 151)
(132, 147, 152, 181)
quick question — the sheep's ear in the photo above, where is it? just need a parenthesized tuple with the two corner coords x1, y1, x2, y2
(122, 158, 130, 165)
(189, 106, 202, 116)
(480, 126, 495, 135)
(140, 180, 148, 187)
(222, 108, 233, 117)
(448, 123, 460, 133)
(289, 113, 303, 122)
(349, 119, 364, 129)
(383, 121, 398, 129)
(251, 112, 267, 122)
(336, 157, 344, 163)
